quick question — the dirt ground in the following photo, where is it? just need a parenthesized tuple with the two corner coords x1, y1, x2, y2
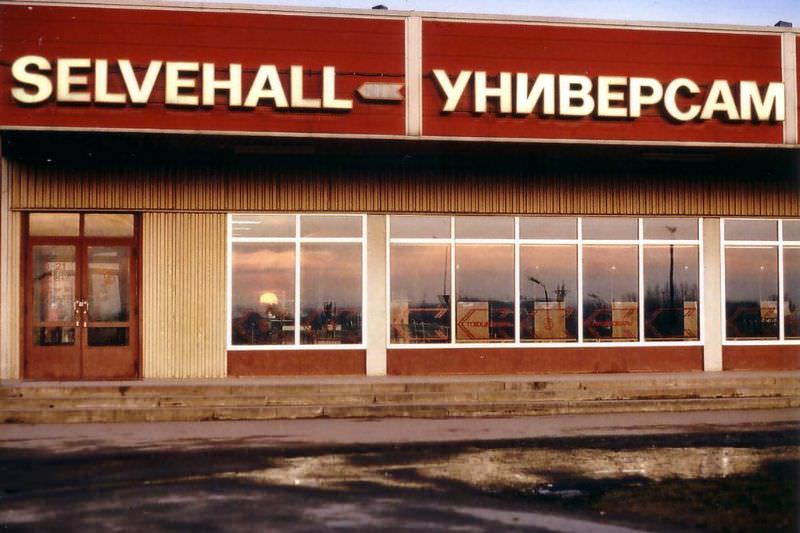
(1, 409, 798, 532)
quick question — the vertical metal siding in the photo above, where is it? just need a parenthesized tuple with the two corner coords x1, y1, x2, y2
(7, 159, 800, 216)
(142, 212, 226, 378)
(0, 211, 22, 380)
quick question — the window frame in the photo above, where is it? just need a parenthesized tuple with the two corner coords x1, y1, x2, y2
(721, 218, 800, 346)
(387, 216, 704, 349)
(226, 213, 367, 351)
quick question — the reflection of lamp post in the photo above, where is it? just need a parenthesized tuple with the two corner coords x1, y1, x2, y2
(666, 225, 678, 335)
(529, 276, 549, 303)
(610, 265, 617, 304)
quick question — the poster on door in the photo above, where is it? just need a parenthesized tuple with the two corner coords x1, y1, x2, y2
(43, 261, 75, 322)
(90, 263, 122, 321)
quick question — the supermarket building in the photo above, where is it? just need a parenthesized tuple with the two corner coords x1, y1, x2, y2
(0, 1, 798, 382)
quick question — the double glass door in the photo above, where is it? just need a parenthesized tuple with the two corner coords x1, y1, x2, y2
(25, 213, 139, 380)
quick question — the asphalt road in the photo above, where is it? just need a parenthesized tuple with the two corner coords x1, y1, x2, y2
(1, 409, 798, 532)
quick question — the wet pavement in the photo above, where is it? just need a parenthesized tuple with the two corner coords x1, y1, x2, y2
(0, 409, 798, 532)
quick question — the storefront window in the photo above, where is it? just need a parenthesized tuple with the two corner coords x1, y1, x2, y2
(388, 215, 705, 346)
(582, 246, 639, 341)
(300, 243, 362, 344)
(455, 244, 515, 342)
(228, 214, 364, 348)
(644, 246, 700, 340)
(520, 245, 578, 341)
(390, 244, 451, 343)
(725, 246, 778, 340)
(784, 247, 800, 340)
(722, 219, 800, 343)
(231, 243, 295, 346)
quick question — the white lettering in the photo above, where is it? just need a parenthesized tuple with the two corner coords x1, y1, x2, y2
(559, 75, 594, 116)
(290, 65, 320, 108)
(56, 58, 91, 103)
(119, 60, 162, 105)
(165, 62, 199, 106)
(202, 63, 242, 107)
(664, 78, 701, 121)
(597, 76, 628, 118)
(322, 66, 352, 110)
(629, 77, 663, 118)
(94, 59, 126, 104)
(515, 73, 555, 115)
(701, 80, 739, 120)
(474, 71, 512, 113)
(244, 65, 288, 108)
(432, 69, 472, 113)
(740, 81, 784, 121)
(10, 55, 52, 104)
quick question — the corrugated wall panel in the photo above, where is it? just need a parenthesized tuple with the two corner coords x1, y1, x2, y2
(0, 211, 21, 380)
(142, 212, 226, 378)
(7, 159, 800, 217)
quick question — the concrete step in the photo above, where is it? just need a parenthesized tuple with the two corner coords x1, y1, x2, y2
(3, 376, 798, 399)
(2, 395, 798, 424)
(3, 384, 798, 411)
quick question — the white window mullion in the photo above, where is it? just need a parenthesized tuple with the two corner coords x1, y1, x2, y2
(294, 214, 301, 346)
(226, 214, 233, 349)
(450, 216, 457, 345)
(778, 220, 785, 341)
(514, 217, 521, 344)
(577, 217, 584, 343)
(638, 218, 645, 342)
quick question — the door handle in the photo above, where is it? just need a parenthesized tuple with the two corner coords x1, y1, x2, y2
(73, 300, 82, 327)
(82, 300, 89, 328)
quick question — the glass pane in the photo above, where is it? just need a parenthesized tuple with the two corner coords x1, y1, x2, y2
(725, 220, 777, 241)
(582, 217, 638, 240)
(390, 244, 451, 343)
(88, 247, 130, 322)
(231, 243, 295, 345)
(725, 247, 778, 340)
(231, 214, 295, 238)
(33, 327, 76, 346)
(643, 218, 698, 240)
(455, 244, 514, 342)
(783, 220, 800, 241)
(390, 216, 450, 239)
(88, 327, 129, 347)
(32, 245, 76, 324)
(583, 246, 639, 341)
(644, 245, 700, 341)
(520, 245, 578, 341)
(84, 214, 134, 237)
(301, 243, 362, 344)
(784, 248, 800, 340)
(519, 217, 577, 240)
(455, 216, 514, 239)
(29, 213, 79, 237)
(301, 215, 361, 238)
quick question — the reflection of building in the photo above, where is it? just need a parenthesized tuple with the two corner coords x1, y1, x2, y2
(0, 2, 798, 383)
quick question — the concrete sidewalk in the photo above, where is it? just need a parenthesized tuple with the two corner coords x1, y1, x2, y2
(2, 407, 798, 456)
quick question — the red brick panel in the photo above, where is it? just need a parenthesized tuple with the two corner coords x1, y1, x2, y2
(723, 345, 800, 370)
(387, 346, 703, 375)
(0, 5, 405, 135)
(228, 350, 366, 376)
(422, 21, 783, 144)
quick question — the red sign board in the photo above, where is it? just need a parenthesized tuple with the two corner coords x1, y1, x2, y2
(0, 4, 406, 136)
(422, 20, 785, 144)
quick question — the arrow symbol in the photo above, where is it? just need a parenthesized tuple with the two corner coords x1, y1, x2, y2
(356, 82, 404, 101)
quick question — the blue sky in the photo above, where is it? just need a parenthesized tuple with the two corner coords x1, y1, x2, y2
(188, 0, 799, 27)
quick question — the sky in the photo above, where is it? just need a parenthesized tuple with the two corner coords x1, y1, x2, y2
(183, 0, 800, 27)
